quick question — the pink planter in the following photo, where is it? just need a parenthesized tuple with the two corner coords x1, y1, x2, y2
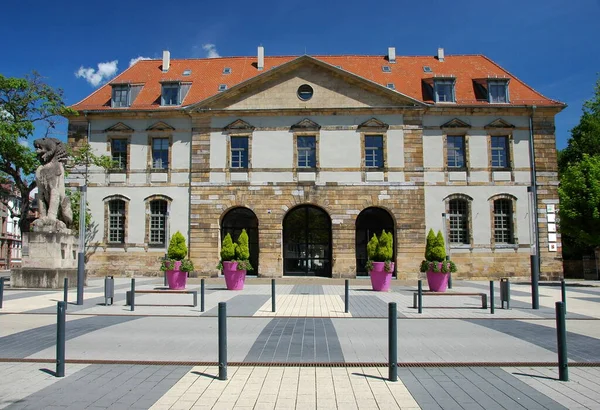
(426, 264, 450, 292)
(166, 261, 187, 290)
(369, 262, 395, 291)
(223, 261, 246, 290)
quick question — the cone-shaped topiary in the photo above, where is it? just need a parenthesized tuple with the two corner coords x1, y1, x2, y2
(367, 233, 379, 261)
(235, 229, 250, 261)
(424, 229, 436, 261)
(434, 231, 447, 261)
(167, 231, 187, 261)
(220, 233, 237, 262)
(377, 230, 394, 261)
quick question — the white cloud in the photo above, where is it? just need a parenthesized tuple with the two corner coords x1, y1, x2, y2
(75, 60, 119, 87)
(202, 44, 221, 58)
(129, 56, 152, 67)
(19, 139, 30, 148)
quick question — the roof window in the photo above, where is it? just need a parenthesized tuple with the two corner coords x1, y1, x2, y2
(382, 66, 391, 73)
(218, 84, 228, 92)
(183, 69, 192, 76)
(423, 66, 432, 73)
(297, 84, 314, 101)
(223, 67, 231, 74)
(386, 83, 395, 90)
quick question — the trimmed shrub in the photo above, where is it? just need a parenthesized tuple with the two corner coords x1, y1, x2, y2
(377, 230, 393, 261)
(235, 229, 250, 260)
(220, 233, 237, 261)
(424, 229, 436, 261)
(434, 231, 447, 260)
(167, 231, 187, 261)
(367, 233, 379, 261)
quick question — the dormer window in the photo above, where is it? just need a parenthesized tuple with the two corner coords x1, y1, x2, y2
(434, 79, 455, 103)
(112, 85, 130, 108)
(161, 83, 180, 106)
(488, 80, 509, 103)
(474, 79, 510, 103)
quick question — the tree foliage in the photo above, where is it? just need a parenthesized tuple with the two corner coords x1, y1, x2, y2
(558, 77, 600, 258)
(0, 72, 76, 232)
(220, 233, 237, 261)
(167, 231, 188, 260)
(559, 154, 600, 249)
(235, 229, 250, 261)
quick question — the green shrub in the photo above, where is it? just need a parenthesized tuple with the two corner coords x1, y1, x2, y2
(367, 234, 379, 261)
(235, 229, 250, 260)
(420, 229, 456, 273)
(220, 233, 237, 261)
(167, 231, 187, 261)
(424, 229, 436, 261)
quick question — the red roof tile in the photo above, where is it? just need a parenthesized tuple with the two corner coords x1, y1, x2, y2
(71, 54, 564, 111)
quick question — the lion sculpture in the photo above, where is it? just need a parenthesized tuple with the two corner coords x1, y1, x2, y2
(32, 137, 73, 233)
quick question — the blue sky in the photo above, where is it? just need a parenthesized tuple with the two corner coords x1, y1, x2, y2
(2, 0, 598, 149)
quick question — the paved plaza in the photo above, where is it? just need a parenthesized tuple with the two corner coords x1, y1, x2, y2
(1, 275, 599, 409)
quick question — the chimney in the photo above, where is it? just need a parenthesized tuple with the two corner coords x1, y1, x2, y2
(162, 50, 170, 72)
(437, 47, 445, 62)
(388, 47, 396, 64)
(257, 46, 264, 71)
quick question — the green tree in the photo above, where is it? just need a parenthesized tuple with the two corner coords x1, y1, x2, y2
(376, 230, 393, 261)
(559, 154, 600, 249)
(0, 72, 76, 232)
(434, 230, 447, 261)
(220, 233, 237, 261)
(235, 229, 250, 261)
(559, 79, 600, 170)
(424, 229, 437, 261)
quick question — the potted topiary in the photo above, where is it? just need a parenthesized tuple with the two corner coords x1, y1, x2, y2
(161, 231, 194, 290)
(419, 229, 457, 292)
(218, 229, 253, 290)
(365, 230, 395, 291)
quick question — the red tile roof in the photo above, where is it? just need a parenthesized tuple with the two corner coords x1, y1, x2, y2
(71, 54, 564, 111)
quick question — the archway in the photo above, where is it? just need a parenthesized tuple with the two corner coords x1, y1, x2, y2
(221, 207, 259, 274)
(283, 205, 332, 277)
(355, 207, 395, 276)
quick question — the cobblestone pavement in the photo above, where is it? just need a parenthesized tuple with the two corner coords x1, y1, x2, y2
(0, 277, 599, 409)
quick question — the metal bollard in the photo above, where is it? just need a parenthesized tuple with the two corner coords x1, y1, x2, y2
(201, 279, 205, 312)
(56, 301, 66, 377)
(0, 277, 5, 309)
(555, 301, 569, 381)
(218, 302, 227, 380)
(271, 279, 276, 313)
(130, 278, 135, 312)
(63, 278, 69, 310)
(345, 279, 349, 313)
(76, 252, 84, 306)
(417, 280, 423, 314)
(500, 278, 511, 309)
(561, 279, 567, 313)
(388, 302, 398, 382)
(490, 281, 495, 314)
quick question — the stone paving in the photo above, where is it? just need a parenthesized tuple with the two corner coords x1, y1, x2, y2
(0, 276, 599, 409)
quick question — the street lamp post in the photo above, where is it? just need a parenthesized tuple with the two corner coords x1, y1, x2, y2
(528, 110, 540, 310)
(442, 213, 451, 288)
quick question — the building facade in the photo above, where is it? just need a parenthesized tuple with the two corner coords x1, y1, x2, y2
(67, 47, 564, 280)
(0, 184, 22, 269)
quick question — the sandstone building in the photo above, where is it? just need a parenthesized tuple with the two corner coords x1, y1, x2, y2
(67, 47, 564, 280)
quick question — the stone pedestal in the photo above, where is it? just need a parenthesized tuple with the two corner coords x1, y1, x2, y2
(11, 232, 86, 289)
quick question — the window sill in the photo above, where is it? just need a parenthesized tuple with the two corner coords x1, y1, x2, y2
(491, 167, 512, 172)
(492, 243, 518, 250)
(149, 168, 169, 173)
(447, 167, 467, 172)
(230, 168, 249, 172)
(107, 169, 128, 174)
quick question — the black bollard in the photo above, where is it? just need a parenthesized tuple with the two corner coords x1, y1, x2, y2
(555, 301, 569, 381)
(218, 302, 227, 380)
(271, 279, 276, 313)
(76, 252, 84, 305)
(63, 278, 69, 310)
(345, 279, 349, 313)
(130, 278, 135, 312)
(0, 277, 4, 309)
(388, 302, 398, 382)
(56, 301, 66, 377)
(490, 281, 495, 314)
(201, 279, 205, 312)
(561, 279, 567, 313)
(446, 256, 452, 289)
(417, 280, 423, 314)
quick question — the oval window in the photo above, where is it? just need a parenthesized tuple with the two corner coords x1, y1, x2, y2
(297, 84, 314, 101)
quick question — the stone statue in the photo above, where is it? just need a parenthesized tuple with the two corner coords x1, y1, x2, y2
(31, 137, 73, 233)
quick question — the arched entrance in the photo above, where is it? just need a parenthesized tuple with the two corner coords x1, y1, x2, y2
(355, 207, 395, 276)
(221, 207, 259, 274)
(283, 205, 332, 277)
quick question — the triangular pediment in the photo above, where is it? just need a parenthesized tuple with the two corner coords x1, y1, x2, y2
(146, 121, 175, 132)
(441, 118, 471, 129)
(357, 117, 389, 130)
(485, 118, 515, 129)
(224, 119, 255, 131)
(105, 122, 134, 133)
(291, 118, 321, 131)
(188, 56, 425, 111)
